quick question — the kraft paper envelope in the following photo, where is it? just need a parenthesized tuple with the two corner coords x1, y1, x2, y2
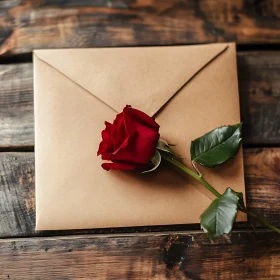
(34, 43, 246, 231)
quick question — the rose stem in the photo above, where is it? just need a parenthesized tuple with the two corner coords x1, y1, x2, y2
(161, 153, 222, 198)
(161, 152, 280, 234)
(243, 210, 280, 234)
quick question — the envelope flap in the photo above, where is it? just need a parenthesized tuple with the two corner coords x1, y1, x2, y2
(34, 44, 229, 116)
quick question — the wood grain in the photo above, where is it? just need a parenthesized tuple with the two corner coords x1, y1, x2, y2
(0, 230, 279, 279)
(0, 63, 33, 148)
(0, 148, 279, 238)
(0, 51, 279, 148)
(238, 51, 280, 145)
(1, 0, 280, 56)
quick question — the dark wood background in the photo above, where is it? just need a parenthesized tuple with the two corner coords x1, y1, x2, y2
(0, 0, 280, 279)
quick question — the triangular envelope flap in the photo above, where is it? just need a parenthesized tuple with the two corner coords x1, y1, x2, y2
(34, 44, 228, 116)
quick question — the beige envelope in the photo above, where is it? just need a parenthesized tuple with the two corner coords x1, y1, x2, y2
(34, 43, 246, 231)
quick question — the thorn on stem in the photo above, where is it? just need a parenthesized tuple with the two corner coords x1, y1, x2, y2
(192, 161, 202, 177)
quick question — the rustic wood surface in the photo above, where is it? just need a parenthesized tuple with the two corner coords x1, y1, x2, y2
(0, 51, 279, 148)
(0, 230, 279, 279)
(1, 0, 280, 56)
(0, 0, 280, 278)
(0, 148, 279, 238)
(0, 63, 33, 149)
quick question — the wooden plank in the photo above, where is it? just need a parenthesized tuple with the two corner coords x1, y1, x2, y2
(0, 230, 279, 279)
(1, 0, 280, 56)
(0, 63, 33, 148)
(0, 51, 279, 148)
(0, 148, 279, 238)
(238, 52, 280, 145)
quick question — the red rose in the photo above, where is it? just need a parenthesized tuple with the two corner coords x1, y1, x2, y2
(97, 105, 160, 171)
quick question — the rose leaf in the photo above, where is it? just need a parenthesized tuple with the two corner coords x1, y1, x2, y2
(200, 187, 243, 240)
(142, 150, 161, 173)
(156, 139, 179, 157)
(190, 123, 242, 168)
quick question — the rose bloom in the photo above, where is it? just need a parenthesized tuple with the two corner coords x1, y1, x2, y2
(97, 105, 160, 170)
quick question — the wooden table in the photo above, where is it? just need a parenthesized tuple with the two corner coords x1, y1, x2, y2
(0, 1, 280, 279)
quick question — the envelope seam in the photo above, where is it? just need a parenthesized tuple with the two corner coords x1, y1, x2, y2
(33, 52, 119, 113)
(154, 45, 229, 117)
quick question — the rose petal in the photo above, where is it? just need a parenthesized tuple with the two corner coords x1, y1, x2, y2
(97, 141, 109, 156)
(101, 121, 114, 140)
(123, 105, 159, 131)
(97, 121, 115, 156)
(111, 130, 159, 165)
(113, 112, 127, 151)
(101, 153, 111, 160)
(101, 162, 137, 171)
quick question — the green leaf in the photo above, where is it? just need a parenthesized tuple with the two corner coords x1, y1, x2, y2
(190, 123, 242, 168)
(156, 139, 171, 153)
(236, 191, 246, 210)
(142, 150, 161, 173)
(200, 187, 242, 240)
(156, 139, 180, 159)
